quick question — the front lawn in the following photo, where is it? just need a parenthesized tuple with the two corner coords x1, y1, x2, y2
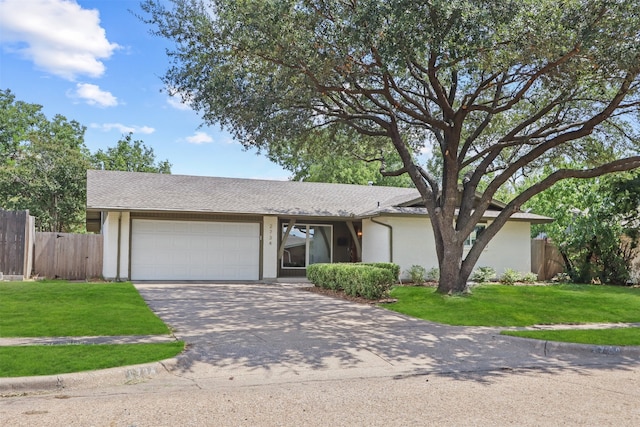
(0, 280, 170, 337)
(0, 281, 183, 377)
(386, 284, 640, 327)
(0, 342, 185, 377)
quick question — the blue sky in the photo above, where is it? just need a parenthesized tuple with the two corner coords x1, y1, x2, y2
(0, 0, 290, 179)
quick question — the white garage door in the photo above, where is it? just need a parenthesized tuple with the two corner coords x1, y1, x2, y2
(131, 219, 260, 281)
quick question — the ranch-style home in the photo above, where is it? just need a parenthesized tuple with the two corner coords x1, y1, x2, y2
(86, 170, 552, 282)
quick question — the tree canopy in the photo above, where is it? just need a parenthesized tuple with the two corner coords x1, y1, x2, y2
(92, 133, 171, 174)
(0, 89, 89, 232)
(143, 0, 640, 293)
(526, 170, 640, 285)
(1, 89, 173, 232)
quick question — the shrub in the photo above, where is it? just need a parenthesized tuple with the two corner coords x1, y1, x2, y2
(306, 263, 397, 299)
(500, 268, 522, 285)
(471, 267, 496, 283)
(406, 265, 427, 284)
(521, 272, 538, 284)
(426, 267, 440, 282)
(361, 262, 401, 279)
(307, 264, 341, 290)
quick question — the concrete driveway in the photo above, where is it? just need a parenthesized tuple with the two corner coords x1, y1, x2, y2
(135, 282, 639, 386)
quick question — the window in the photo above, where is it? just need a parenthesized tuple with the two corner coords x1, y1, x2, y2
(282, 224, 332, 268)
(464, 224, 486, 247)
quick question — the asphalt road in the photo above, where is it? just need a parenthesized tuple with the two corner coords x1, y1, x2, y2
(1, 283, 639, 426)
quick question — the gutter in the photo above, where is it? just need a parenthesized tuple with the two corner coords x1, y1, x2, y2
(370, 217, 393, 263)
(116, 212, 122, 282)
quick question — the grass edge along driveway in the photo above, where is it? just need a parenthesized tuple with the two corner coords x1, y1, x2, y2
(0, 280, 184, 377)
(386, 284, 640, 346)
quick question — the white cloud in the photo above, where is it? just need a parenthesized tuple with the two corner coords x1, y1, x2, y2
(185, 131, 214, 144)
(70, 83, 118, 107)
(90, 123, 156, 135)
(167, 94, 192, 111)
(0, 0, 120, 80)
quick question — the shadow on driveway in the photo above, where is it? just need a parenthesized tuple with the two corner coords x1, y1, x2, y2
(135, 283, 640, 384)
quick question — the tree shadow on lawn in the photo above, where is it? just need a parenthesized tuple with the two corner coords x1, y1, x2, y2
(136, 283, 640, 385)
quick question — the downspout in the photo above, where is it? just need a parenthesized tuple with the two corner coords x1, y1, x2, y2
(370, 217, 393, 263)
(116, 212, 122, 282)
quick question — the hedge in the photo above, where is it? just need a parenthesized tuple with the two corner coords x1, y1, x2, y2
(306, 262, 399, 300)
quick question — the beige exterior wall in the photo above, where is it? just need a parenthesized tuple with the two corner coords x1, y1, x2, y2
(362, 216, 531, 280)
(102, 211, 130, 280)
(262, 216, 278, 280)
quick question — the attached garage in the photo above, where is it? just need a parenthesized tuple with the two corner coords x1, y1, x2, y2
(130, 219, 260, 281)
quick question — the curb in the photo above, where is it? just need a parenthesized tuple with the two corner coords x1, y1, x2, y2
(500, 334, 640, 359)
(0, 357, 180, 396)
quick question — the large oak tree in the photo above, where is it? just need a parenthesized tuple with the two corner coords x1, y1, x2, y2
(142, 0, 640, 293)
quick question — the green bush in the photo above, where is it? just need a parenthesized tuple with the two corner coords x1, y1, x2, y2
(307, 264, 341, 290)
(306, 263, 398, 299)
(426, 267, 440, 282)
(521, 272, 538, 283)
(471, 267, 496, 283)
(500, 268, 522, 285)
(361, 262, 401, 279)
(406, 265, 427, 284)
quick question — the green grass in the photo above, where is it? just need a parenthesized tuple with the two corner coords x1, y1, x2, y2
(0, 281, 183, 377)
(501, 328, 640, 346)
(0, 281, 170, 337)
(386, 284, 640, 327)
(0, 342, 185, 377)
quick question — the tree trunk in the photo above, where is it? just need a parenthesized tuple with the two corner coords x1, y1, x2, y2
(436, 243, 470, 294)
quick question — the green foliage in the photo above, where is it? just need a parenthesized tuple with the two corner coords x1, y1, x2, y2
(307, 263, 397, 299)
(361, 262, 401, 279)
(387, 284, 640, 327)
(406, 265, 427, 285)
(499, 269, 522, 285)
(92, 132, 172, 174)
(0, 342, 185, 377)
(525, 170, 640, 285)
(0, 89, 90, 232)
(142, 0, 640, 294)
(426, 268, 440, 282)
(471, 267, 496, 283)
(521, 272, 539, 284)
(267, 127, 412, 187)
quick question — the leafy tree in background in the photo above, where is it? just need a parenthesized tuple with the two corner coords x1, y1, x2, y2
(0, 89, 90, 232)
(272, 127, 412, 186)
(526, 171, 640, 285)
(92, 132, 171, 174)
(142, 0, 640, 294)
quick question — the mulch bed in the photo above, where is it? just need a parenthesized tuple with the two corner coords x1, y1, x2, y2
(299, 285, 399, 305)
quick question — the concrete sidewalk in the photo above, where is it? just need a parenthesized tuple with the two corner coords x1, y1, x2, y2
(2, 282, 640, 394)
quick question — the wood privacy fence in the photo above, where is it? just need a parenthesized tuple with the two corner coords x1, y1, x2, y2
(0, 209, 35, 279)
(34, 233, 103, 280)
(531, 238, 566, 281)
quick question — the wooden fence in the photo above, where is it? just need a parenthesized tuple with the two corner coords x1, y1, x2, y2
(34, 232, 103, 280)
(531, 238, 566, 281)
(0, 209, 35, 279)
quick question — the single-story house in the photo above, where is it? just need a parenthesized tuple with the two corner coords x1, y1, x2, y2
(86, 170, 552, 282)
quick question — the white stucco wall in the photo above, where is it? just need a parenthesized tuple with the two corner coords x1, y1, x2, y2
(362, 217, 437, 279)
(262, 216, 278, 280)
(102, 211, 130, 281)
(472, 220, 531, 275)
(362, 216, 532, 280)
